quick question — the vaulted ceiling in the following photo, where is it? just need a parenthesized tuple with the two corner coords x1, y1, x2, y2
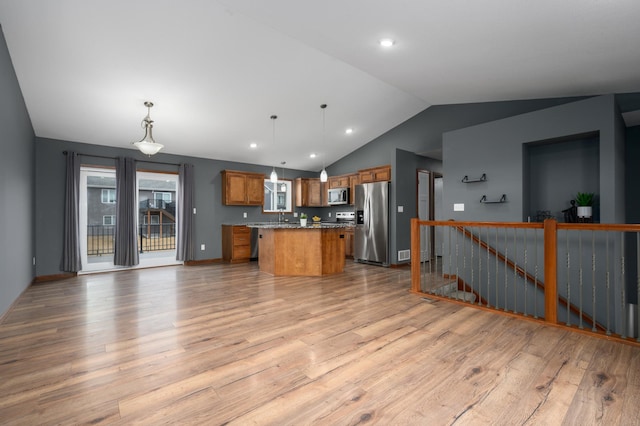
(1, 1, 639, 170)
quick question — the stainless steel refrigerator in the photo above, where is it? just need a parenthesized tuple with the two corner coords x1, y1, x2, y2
(355, 181, 389, 266)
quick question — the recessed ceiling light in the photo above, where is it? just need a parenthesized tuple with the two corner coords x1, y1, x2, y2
(345, 128, 353, 135)
(310, 153, 317, 158)
(380, 38, 395, 48)
(249, 142, 257, 148)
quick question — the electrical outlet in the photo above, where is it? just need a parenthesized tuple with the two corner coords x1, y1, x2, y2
(243, 212, 247, 218)
(454, 203, 464, 212)
(33, 257, 36, 266)
(193, 207, 197, 214)
(328, 212, 332, 217)
(201, 244, 205, 251)
(398, 206, 404, 213)
(294, 212, 298, 217)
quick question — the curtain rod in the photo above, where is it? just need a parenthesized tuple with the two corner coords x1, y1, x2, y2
(62, 151, 181, 167)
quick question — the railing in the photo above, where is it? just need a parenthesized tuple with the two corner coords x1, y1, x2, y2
(140, 200, 176, 217)
(86, 224, 176, 256)
(411, 218, 640, 343)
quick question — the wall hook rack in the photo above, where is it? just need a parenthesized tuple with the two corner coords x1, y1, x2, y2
(461, 173, 487, 183)
(480, 194, 506, 203)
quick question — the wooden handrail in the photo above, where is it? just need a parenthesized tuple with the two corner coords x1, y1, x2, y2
(412, 218, 606, 332)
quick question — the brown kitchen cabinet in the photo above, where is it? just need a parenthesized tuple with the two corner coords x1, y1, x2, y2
(358, 165, 391, 183)
(295, 177, 326, 207)
(222, 225, 251, 263)
(221, 170, 264, 206)
(348, 173, 359, 205)
(344, 227, 354, 258)
(328, 175, 350, 189)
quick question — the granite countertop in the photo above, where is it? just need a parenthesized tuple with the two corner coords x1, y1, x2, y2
(245, 221, 353, 229)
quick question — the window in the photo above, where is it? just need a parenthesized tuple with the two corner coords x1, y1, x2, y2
(154, 192, 172, 203)
(103, 215, 116, 225)
(263, 179, 293, 213)
(101, 189, 116, 204)
(142, 215, 160, 225)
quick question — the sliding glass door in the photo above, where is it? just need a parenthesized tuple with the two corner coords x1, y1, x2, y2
(79, 166, 180, 273)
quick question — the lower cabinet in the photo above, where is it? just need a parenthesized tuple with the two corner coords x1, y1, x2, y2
(222, 225, 251, 263)
(344, 227, 354, 258)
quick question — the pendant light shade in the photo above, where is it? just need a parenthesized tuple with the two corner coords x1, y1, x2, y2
(270, 115, 278, 183)
(133, 101, 164, 156)
(280, 162, 287, 191)
(319, 104, 329, 182)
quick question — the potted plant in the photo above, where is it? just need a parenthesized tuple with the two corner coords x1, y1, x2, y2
(575, 192, 594, 220)
(299, 212, 307, 227)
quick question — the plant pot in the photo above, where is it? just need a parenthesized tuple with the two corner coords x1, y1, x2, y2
(577, 206, 592, 218)
(300, 218, 307, 227)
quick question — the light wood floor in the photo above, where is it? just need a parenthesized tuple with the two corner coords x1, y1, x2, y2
(1, 262, 639, 425)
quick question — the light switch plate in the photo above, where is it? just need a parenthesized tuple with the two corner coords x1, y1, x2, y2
(243, 212, 247, 218)
(200, 244, 205, 251)
(398, 206, 404, 213)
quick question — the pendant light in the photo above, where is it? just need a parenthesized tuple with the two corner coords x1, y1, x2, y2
(280, 161, 287, 192)
(319, 104, 328, 182)
(270, 115, 278, 183)
(133, 101, 164, 156)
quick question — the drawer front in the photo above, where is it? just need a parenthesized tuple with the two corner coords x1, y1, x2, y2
(234, 233, 251, 246)
(234, 245, 251, 258)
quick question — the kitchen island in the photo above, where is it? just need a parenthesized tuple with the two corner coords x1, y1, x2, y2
(248, 223, 351, 276)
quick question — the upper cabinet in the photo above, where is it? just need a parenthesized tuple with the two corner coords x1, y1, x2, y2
(328, 175, 350, 189)
(328, 173, 359, 205)
(358, 165, 391, 183)
(221, 170, 265, 206)
(296, 177, 326, 207)
(348, 173, 360, 205)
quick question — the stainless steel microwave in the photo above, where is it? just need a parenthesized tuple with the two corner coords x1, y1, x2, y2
(328, 187, 349, 205)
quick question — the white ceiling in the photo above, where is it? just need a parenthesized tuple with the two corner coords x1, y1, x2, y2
(1, 0, 640, 171)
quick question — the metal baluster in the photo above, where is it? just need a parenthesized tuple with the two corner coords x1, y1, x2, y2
(566, 230, 571, 326)
(486, 227, 491, 307)
(478, 226, 482, 305)
(524, 227, 528, 317)
(606, 232, 611, 335)
(513, 228, 518, 314)
(591, 231, 597, 332)
(464, 228, 475, 300)
(621, 235, 626, 339)
(534, 228, 539, 319)
(579, 232, 584, 329)
(447, 226, 452, 298)
(504, 230, 508, 312)
(495, 227, 499, 310)
(455, 226, 460, 300)
(462, 226, 467, 299)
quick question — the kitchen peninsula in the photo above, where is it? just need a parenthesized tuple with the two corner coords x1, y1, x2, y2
(248, 223, 351, 276)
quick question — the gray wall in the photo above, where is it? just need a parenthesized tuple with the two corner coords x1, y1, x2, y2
(524, 133, 600, 221)
(34, 137, 323, 276)
(442, 95, 624, 223)
(0, 26, 35, 316)
(326, 97, 583, 264)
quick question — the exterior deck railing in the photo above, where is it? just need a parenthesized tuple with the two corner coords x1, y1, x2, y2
(411, 218, 640, 344)
(87, 224, 176, 256)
